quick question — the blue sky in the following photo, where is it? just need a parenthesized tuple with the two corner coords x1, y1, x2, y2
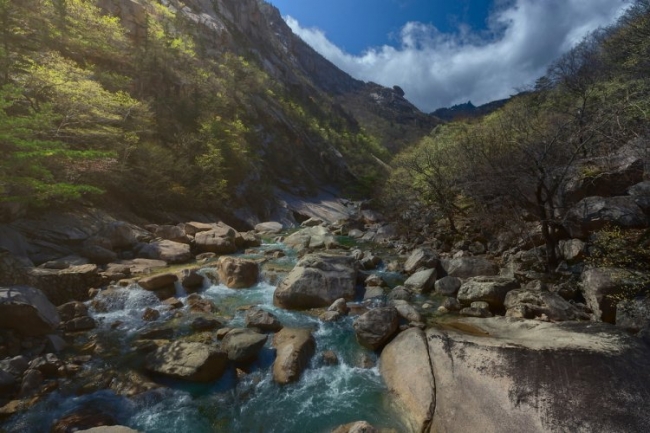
(272, 0, 632, 111)
(270, 0, 494, 55)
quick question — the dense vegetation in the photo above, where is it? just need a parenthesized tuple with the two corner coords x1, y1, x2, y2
(383, 0, 650, 271)
(0, 0, 387, 220)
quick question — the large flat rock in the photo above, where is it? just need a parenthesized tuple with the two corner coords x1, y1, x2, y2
(426, 317, 650, 433)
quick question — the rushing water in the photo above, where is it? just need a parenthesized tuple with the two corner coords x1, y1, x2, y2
(3, 244, 407, 433)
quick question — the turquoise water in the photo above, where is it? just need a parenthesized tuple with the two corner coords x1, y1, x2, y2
(3, 249, 406, 432)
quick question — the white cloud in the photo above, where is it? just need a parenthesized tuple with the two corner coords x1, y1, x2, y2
(285, 0, 631, 112)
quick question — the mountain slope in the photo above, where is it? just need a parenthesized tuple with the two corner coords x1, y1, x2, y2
(0, 0, 435, 225)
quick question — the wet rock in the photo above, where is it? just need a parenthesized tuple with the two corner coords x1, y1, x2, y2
(245, 307, 283, 332)
(19, 368, 43, 397)
(51, 407, 119, 433)
(221, 328, 268, 362)
(403, 269, 437, 293)
(76, 427, 140, 433)
(320, 311, 342, 322)
(162, 298, 183, 309)
(178, 269, 204, 292)
(331, 421, 378, 433)
(29, 353, 62, 377)
(217, 256, 259, 288)
(142, 308, 160, 322)
(138, 273, 178, 292)
(404, 248, 439, 274)
(65, 316, 97, 332)
(145, 341, 227, 382)
(353, 307, 399, 350)
(364, 274, 385, 287)
(0, 286, 60, 336)
(457, 276, 519, 310)
(138, 327, 174, 340)
(322, 350, 339, 366)
(328, 298, 349, 315)
(380, 328, 434, 433)
(435, 276, 462, 297)
(274, 254, 357, 309)
(272, 328, 316, 384)
(440, 257, 498, 279)
(187, 294, 216, 314)
(190, 317, 221, 332)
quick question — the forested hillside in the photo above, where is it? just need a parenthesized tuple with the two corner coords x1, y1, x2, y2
(384, 0, 650, 271)
(0, 0, 432, 224)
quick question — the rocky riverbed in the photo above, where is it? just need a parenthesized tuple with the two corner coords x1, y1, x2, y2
(1, 205, 650, 432)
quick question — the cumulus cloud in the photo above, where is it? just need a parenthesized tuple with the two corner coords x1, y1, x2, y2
(285, 0, 631, 112)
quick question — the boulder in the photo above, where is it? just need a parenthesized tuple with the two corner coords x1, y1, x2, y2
(194, 224, 237, 254)
(221, 328, 268, 362)
(328, 298, 350, 315)
(81, 245, 117, 265)
(616, 297, 650, 333)
(331, 421, 378, 433)
(217, 256, 259, 288)
(504, 288, 589, 322)
(274, 254, 357, 309)
(77, 427, 140, 433)
(104, 221, 139, 249)
(152, 225, 189, 244)
(460, 302, 493, 318)
(137, 240, 192, 264)
(440, 257, 498, 279)
(254, 221, 283, 234)
(564, 196, 648, 238)
(581, 267, 639, 323)
(245, 307, 283, 332)
(182, 221, 214, 236)
(627, 181, 650, 214)
(558, 239, 586, 262)
(145, 341, 227, 382)
(457, 276, 519, 310)
(380, 328, 434, 433)
(283, 226, 338, 251)
(272, 328, 316, 384)
(138, 273, 178, 292)
(426, 317, 650, 432)
(403, 248, 439, 274)
(27, 264, 104, 305)
(0, 286, 60, 336)
(434, 276, 462, 297)
(564, 157, 644, 204)
(353, 307, 399, 350)
(391, 300, 422, 323)
(403, 269, 437, 293)
(179, 269, 204, 291)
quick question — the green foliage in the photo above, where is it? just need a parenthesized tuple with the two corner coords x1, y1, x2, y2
(588, 226, 650, 300)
